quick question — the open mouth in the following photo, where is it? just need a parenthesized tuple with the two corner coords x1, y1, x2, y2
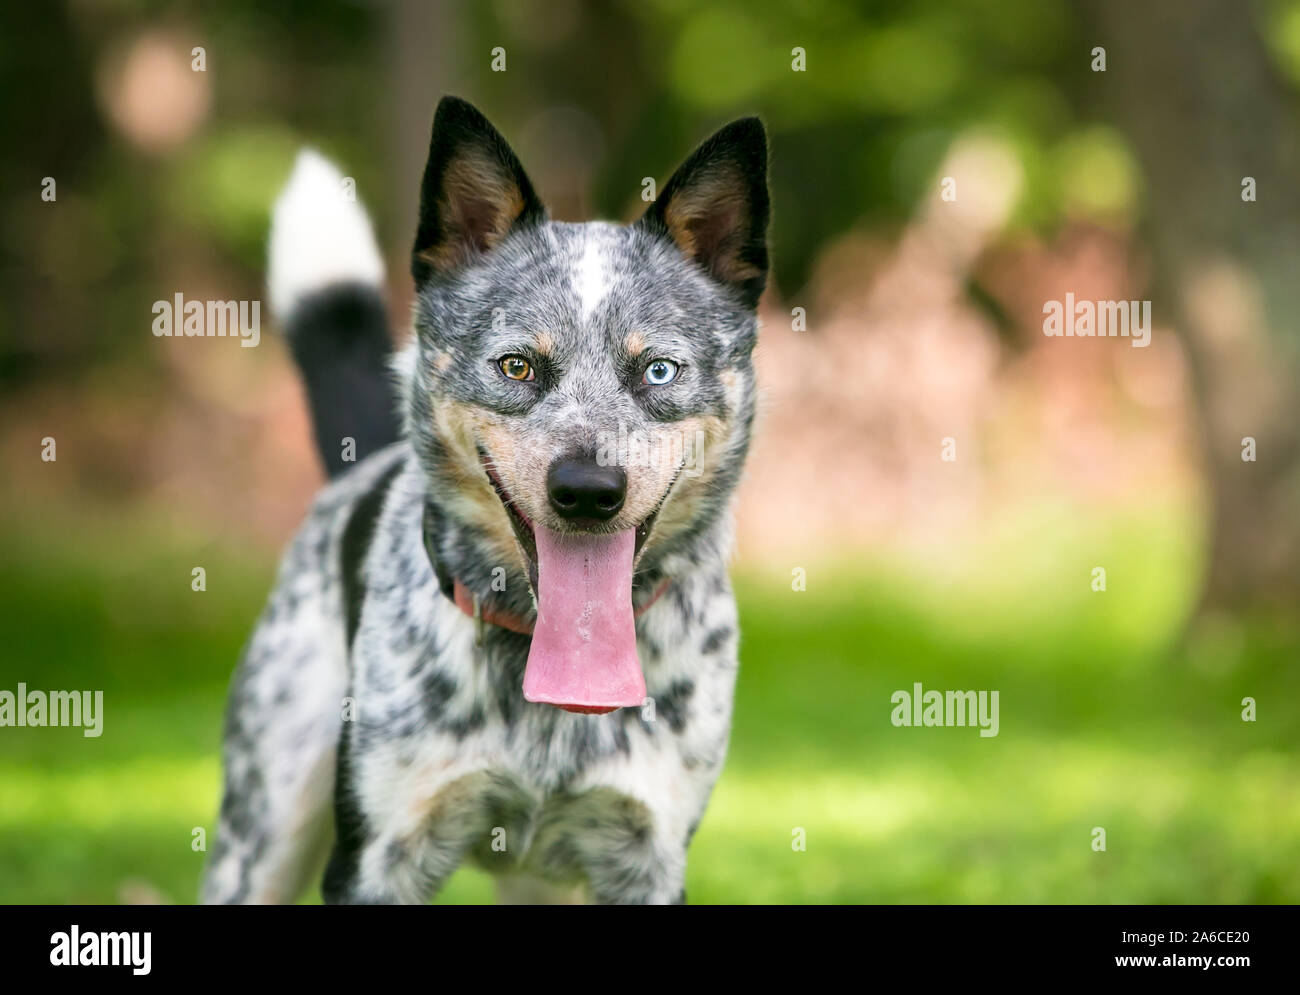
(478, 449, 666, 716)
(478, 449, 661, 591)
(480, 452, 541, 591)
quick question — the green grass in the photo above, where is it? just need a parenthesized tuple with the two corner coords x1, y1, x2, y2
(2, 498, 1297, 903)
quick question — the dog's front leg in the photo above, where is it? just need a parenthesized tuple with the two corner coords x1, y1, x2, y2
(324, 764, 534, 904)
(318, 722, 443, 905)
(322, 831, 468, 905)
(589, 852, 687, 906)
(321, 812, 467, 904)
(319, 771, 418, 905)
(529, 787, 688, 905)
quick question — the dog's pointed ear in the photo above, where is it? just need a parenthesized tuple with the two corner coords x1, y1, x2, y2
(411, 97, 545, 282)
(637, 117, 770, 308)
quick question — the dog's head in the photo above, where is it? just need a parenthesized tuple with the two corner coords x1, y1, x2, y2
(406, 97, 768, 712)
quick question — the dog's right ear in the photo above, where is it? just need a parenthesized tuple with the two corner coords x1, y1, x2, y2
(411, 97, 545, 283)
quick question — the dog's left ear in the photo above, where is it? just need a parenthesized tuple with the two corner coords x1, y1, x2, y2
(638, 117, 770, 309)
(411, 96, 545, 283)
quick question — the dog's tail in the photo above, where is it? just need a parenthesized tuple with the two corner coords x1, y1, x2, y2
(268, 150, 402, 479)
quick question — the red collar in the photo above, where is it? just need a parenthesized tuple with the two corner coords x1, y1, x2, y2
(451, 577, 672, 637)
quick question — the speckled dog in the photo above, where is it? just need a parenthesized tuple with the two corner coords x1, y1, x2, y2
(202, 97, 769, 905)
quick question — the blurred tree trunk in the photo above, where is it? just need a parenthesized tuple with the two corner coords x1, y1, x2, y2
(1078, 0, 1300, 615)
(386, 0, 460, 313)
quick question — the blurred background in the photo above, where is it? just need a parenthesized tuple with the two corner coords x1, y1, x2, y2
(1, 0, 1297, 903)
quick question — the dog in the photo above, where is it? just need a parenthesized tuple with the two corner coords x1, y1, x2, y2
(201, 96, 769, 904)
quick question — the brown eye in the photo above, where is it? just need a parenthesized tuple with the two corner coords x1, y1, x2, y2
(499, 355, 534, 381)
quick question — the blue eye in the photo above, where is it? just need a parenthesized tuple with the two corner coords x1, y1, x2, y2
(643, 359, 678, 386)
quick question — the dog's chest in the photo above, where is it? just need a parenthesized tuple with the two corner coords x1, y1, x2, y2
(349, 548, 739, 883)
(362, 716, 688, 880)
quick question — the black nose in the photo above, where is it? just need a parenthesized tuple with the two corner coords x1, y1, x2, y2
(547, 457, 626, 522)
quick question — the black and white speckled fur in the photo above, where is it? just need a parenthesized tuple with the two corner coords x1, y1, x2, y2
(202, 98, 768, 905)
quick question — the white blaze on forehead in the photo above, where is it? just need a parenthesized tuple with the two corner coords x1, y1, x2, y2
(573, 226, 615, 321)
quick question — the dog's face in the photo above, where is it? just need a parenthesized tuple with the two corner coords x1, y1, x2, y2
(405, 98, 768, 711)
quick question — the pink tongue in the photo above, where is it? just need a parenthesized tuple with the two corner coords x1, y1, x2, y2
(523, 525, 645, 714)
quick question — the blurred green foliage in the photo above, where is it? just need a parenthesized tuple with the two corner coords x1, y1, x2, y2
(7, 0, 1298, 382)
(473, 0, 1107, 290)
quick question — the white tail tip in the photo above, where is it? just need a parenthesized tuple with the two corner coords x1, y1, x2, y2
(268, 149, 385, 322)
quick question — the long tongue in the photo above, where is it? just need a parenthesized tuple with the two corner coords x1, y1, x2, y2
(523, 525, 645, 714)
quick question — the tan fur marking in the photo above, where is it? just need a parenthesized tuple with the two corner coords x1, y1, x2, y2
(640, 412, 730, 555)
(661, 169, 761, 284)
(417, 150, 527, 271)
(429, 397, 524, 568)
